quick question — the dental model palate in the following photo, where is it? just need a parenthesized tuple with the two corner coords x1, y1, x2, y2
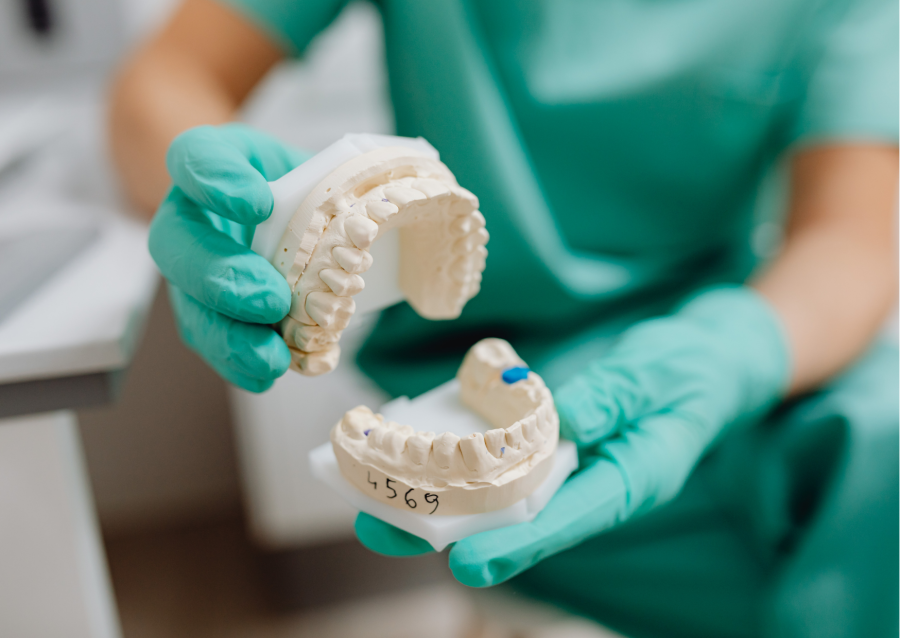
(331, 339, 560, 516)
(270, 145, 488, 376)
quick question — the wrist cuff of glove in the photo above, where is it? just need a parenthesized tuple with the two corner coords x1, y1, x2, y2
(677, 284, 792, 413)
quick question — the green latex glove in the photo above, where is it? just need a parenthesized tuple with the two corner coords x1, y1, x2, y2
(354, 285, 791, 586)
(148, 124, 310, 392)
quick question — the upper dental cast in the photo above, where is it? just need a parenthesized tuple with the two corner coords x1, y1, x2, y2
(272, 146, 489, 376)
(331, 339, 560, 516)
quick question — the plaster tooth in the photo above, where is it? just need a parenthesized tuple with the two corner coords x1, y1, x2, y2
(344, 215, 379, 249)
(449, 257, 475, 283)
(384, 186, 426, 207)
(333, 246, 373, 274)
(432, 432, 460, 469)
(505, 422, 525, 450)
(411, 178, 451, 198)
(454, 227, 490, 254)
(521, 414, 544, 444)
(384, 420, 412, 434)
(319, 268, 365, 297)
(448, 185, 480, 212)
(366, 200, 399, 223)
(305, 292, 355, 330)
(368, 426, 388, 450)
(282, 319, 340, 352)
(484, 429, 507, 458)
(459, 432, 493, 474)
(449, 211, 486, 237)
(534, 401, 554, 436)
(472, 245, 488, 270)
(341, 406, 375, 439)
(290, 345, 340, 376)
(348, 201, 367, 217)
(383, 429, 408, 456)
(407, 431, 435, 466)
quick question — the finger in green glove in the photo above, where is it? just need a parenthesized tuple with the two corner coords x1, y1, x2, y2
(148, 124, 311, 392)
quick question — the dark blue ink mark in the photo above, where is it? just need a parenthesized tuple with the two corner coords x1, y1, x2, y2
(364, 429, 371, 436)
(500, 447, 505, 456)
(501, 366, 530, 384)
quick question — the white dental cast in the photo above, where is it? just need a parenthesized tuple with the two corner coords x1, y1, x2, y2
(272, 146, 488, 376)
(330, 339, 559, 516)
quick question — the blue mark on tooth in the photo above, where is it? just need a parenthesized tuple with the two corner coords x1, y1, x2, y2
(364, 429, 371, 436)
(382, 198, 389, 202)
(501, 366, 530, 384)
(500, 447, 505, 456)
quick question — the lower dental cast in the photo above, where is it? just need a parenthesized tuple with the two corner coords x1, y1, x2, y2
(273, 147, 489, 376)
(330, 339, 560, 516)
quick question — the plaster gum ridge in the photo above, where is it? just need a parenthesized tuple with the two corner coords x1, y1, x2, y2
(273, 147, 489, 376)
(331, 339, 560, 516)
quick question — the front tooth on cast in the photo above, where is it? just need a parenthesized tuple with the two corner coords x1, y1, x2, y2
(432, 432, 460, 469)
(454, 227, 490, 254)
(305, 292, 355, 330)
(407, 431, 435, 466)
(484, 429, 506, 458)
(366, 200, 399, 223)
(384, 186, 426, 207)
(344, 215, 379, 249)
(459, 432, 493, 474)
(333, 246, 373, 274)
(319, 268, 365, 296)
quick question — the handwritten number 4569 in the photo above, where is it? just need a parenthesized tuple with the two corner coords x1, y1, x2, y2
(366, 472, 439, 514)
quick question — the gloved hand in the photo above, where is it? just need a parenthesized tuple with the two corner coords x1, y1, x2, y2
(354, 285, 791, 586)
(148, 124, 310, 392)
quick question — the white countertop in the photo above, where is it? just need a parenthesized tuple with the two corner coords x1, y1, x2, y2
(0, 204, 157, 384)
(0, 89, 159, 385)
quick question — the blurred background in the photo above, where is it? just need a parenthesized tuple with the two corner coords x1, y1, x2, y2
(0, 1, 623, 636)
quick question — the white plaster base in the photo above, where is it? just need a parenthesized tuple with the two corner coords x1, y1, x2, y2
(309, 438, 577, 551)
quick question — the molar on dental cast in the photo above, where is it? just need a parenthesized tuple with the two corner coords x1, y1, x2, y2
(330, 339, 560, 516)
(269, 147, 488, 376)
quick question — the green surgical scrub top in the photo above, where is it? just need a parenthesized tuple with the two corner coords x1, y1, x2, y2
(223, 0, 898, 396)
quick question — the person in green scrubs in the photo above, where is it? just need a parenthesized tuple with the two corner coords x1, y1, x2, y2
(109, 1, 898, 636)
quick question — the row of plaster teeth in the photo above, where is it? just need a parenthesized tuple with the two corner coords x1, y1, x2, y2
(338, 396, 555, 476)
(285, 209, 375, 374)
(288, 171, 484, 375)
(284, 185, 418, 374)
